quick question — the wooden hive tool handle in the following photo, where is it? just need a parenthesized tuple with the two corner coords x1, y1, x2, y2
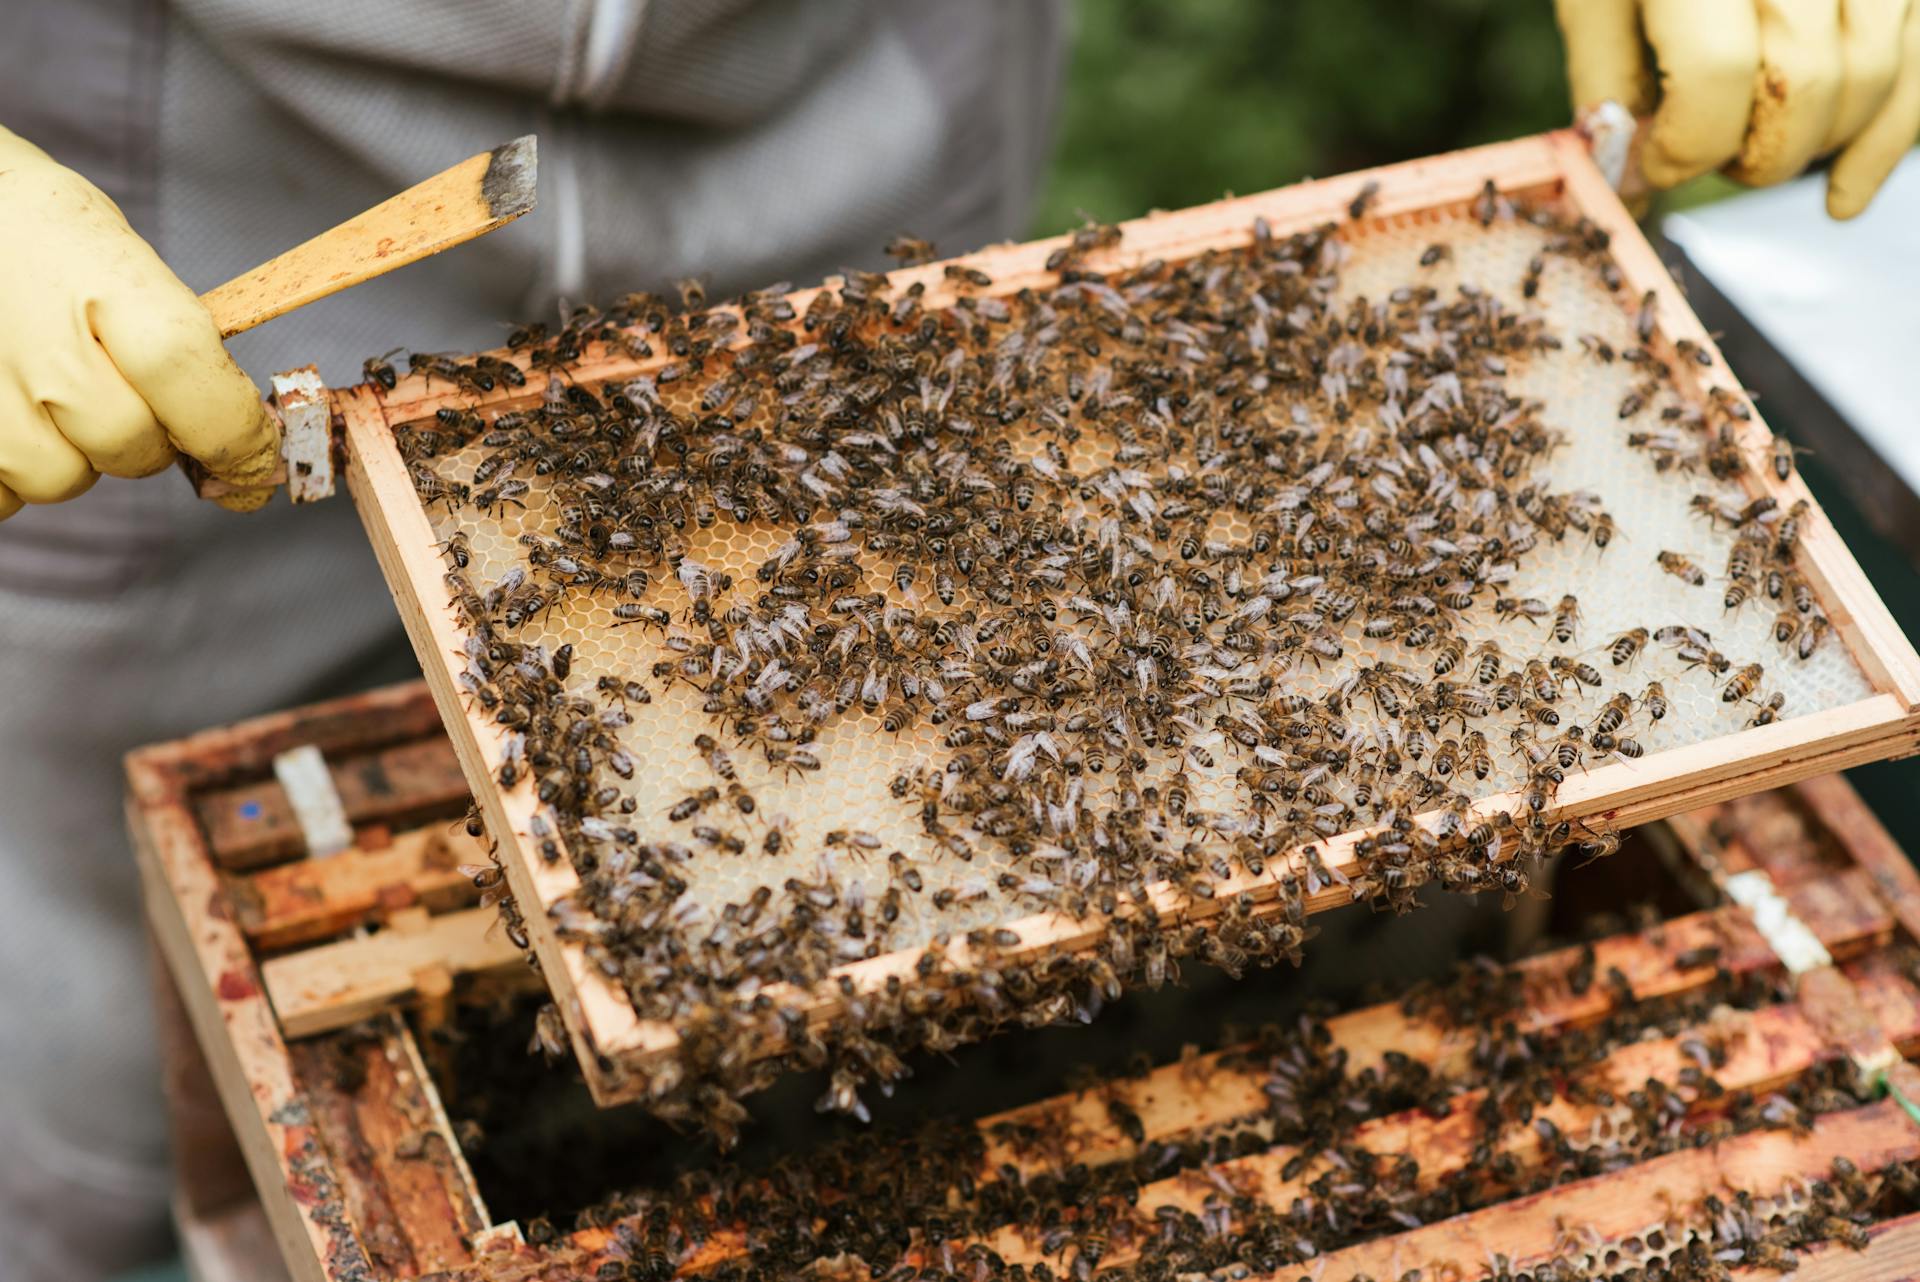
(186, 135, 538, 503)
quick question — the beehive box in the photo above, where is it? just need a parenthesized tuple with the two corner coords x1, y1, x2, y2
(131, 679, 1920, 1282)
(318, 130, 1920, 1111)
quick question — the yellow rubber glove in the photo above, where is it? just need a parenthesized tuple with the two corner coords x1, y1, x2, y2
(1556, 0, 1920, 218)
(0, 126, 277, 520)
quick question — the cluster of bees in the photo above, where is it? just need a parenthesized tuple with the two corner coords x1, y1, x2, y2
(390, 177, 1835, 1138)
(428, 933, 1904, 1282)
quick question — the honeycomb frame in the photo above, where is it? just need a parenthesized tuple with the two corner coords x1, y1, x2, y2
(336, 130, 1920, 1107)
(128, 675, 1920, 1282)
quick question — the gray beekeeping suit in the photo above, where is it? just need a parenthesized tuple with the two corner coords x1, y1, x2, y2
(0, 2, 1066, 1276)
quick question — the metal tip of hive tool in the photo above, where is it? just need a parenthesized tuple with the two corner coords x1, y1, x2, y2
(482, 135, 538, 221)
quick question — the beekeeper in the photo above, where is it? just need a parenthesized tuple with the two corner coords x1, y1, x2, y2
(0, 1, 1914, 1278)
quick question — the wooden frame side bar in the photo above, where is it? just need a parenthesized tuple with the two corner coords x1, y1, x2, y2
(287, 1015, 488, 1275)
(338, 384, 636, 1094)
(1550, 131, 1920, 710)
(1795, 772, 1920, 946)
(126, 683, 500, 1282)
(127, 764, 374, 1282)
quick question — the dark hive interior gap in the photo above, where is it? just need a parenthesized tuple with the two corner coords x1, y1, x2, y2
(393, 180, 1871, 1140)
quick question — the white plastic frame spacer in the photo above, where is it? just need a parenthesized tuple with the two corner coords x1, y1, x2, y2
(271, 743, 354, 858)
(270, 366, 336, 504)
(1723, 869, 1833, 975)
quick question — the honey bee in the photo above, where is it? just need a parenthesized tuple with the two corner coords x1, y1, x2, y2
(612, 603, 670, 628)
(408, 463, 468, 509)
(1702, 423, 1749, 480)
(1105, 1096, 1146, 1144)
(1549, 594, 1581, 643)
(1747, 691, 1787, 727)
(1521, 253, 1544, 299)
(1797, 613, 1830, 659)
(1548, 730, 1583, 771)
(1591, 692, 1633, 736)
(1657, 550, 1706, 587)
(1592, 733, 1642, 759)
(1641, 681, 1668, 721)
(1674, 337, 1712, 367)
(362, 347, 402, 390)
(1495, 596, 1549, 624)
(1769, 436, 1801, 481)
(1464, 731, 1493, 780)
(1609, 627, 1648, 667)
(1726, 526, 1765, 583)
(1655, 623, 1709, 647)
(1549, 655, 1602, 690)
(1472, 177, 1501, 226)
(439, 531, 471, 570)
(1773, 498, 1809, 560)
(1067, 219, 1124, 262)
(696, 732, 738, 780)
(943, 263, 993, 288)
(1348, 179, 1381, 220)
(1591, 511, 1617, 551)
(883, 235, 937, 266)
(471, 353, 526, 388)
(505, 321, 548, 350)
(1419, 242, 1451, 267)
(1722, 663, 1763, 703)
(410, 350, 487, 391)
(670, 787, 719, 822)
(1689, 494, 1740, 528)
(1709, 384, 1753, 422)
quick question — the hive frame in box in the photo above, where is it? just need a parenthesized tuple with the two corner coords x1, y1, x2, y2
(327, 129, 1920, 1105)
(127, 683, 511, 1282)
(126, 685, 1920, 1281)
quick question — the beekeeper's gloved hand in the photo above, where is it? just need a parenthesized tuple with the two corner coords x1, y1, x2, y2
(1556, 0, 1920, 218)
(0, 126, 277, 520)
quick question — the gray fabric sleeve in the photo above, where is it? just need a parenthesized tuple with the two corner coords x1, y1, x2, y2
(172, 0, 883, 121)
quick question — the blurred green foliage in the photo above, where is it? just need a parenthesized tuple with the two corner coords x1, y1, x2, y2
(1034, 0, 1571, 235)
